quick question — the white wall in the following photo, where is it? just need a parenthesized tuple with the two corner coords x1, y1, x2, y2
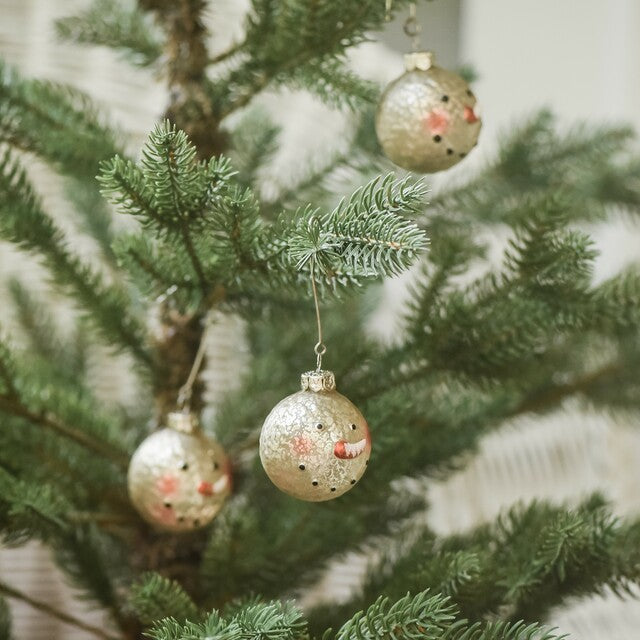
(462, 0, 640, 134)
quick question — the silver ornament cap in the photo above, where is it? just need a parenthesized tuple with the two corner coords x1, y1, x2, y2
(259, 370, 371, 502)
(300, 370, 335, 392)
(375, 50, 481, 173)
(127, 412, 231, 532)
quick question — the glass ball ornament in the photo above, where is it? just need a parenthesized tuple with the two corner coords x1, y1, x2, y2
(375, 51, 481, 173)
(259, 370, 371, 501)
(127, 412, 231, 532)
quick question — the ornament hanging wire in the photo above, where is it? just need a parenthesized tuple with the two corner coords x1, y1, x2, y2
(309, 259, 326, 372)
(177, 320, 210, 411)
(384, 0, 422, 51)
(384, 0, 393, 21)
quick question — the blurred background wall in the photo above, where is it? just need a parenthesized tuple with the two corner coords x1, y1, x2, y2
(1, 0, 640, 638)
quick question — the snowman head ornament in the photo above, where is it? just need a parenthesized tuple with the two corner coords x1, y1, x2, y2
(127, 412, 231, 532)
(259, 370, 371, 501)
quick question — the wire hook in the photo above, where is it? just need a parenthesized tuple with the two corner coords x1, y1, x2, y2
(177, 319, 210, 411)
(309, 259, 326, 372)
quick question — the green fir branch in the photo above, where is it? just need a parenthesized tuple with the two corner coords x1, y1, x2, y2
(0, 333, 129, 468)
(0, 467, 70, 542)
(0, 578, 116, 640)
(56, 0, 162, 67)
(285, 174, 428, 277)
(212, 0, 415, 119)
(8, 280, 89, 382)
(147, 600, 306, 640)
(129, 573, 200, 625)
(283, 56, 379, 110)
(0, 595, 11, 640)
(429, 110, 640, 226)
(0, 59, 122, 178)
(0, 148, 152, 368)
(335, 591, 459, 640)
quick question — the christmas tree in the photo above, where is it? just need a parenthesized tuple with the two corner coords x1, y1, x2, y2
(1, 2, 640, 639)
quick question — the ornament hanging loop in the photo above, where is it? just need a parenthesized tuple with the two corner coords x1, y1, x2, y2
(309, 258, 326, 372)
(314, 341, 327, 371)
(403, 2, 422, 52)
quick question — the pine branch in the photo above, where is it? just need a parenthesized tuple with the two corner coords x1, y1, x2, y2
(0, 341, 17, 398)
(8, 279, 89, 383)
(229, 109, 280, 190)
(64, 176, 117, 266)
(209, 41, 244, 65)
(213, 0, 413, 119)
(0, 394, 128, 469)
(0, 579, 118, 640)
(0, 59, 122, 178)
(147, 600, 306, 640)
(445, 621, 565, 640)
(112, 233, 200, 308)
(100, 122, 237, 294)
(283, 56, 379, 110)
(285, 174, 428, 277)
(0, 336, 128, 468)
(511, 360, 623, 416)
(335, 591, 459, 640)
(0, 148, 153, 368)
(0, 467, 70, 541)
(405, 200, 595, 380)
(428, 110, 640, 226)
(0, 595, 11, 640)
(334, 590, 566, 640)
(53, 524, 132, 627)
(129, 573, 200, 625)
(56, 0, 162, 67)
(315, 497, 637, 634)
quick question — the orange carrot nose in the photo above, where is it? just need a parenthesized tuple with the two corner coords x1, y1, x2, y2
(198, 481, 214, 496)
(463, 106, 479, 123)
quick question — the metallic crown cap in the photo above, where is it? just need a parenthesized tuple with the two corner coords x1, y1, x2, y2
(300, 370, 336, 392)
(167, 411, 199, 434)
(404, 50, 434, 71)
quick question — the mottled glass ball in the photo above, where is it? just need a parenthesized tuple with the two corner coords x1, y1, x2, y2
(259, 371, 371, 501)
(127, 413, 231, 532)
(376, 51, 481, 173)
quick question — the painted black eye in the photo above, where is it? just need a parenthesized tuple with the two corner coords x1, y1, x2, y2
(177, 516, 185, 523)
(350, 424, 357, 430)
(350, 479, 356, 485)
(441, 95, 449, 102)
(446, 148, 454, 155)
(433, 135, 442, 143)
(365, 459, 369, 465)
(330, 487, 336, 492)
(180, 462, 189, 471)
(316, 423, 323, 430)
(312, 481, 319, 486)
(212, 461, 219, 470)
(164, 501, 172, 508)
(193, 518, 200, 527)
(466, 89, 474, 97)
(299, 464, 306, 470)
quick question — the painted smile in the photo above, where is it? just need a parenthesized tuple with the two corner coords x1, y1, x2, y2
(197, 475, 229, 496)
(334, 438, 367, 459)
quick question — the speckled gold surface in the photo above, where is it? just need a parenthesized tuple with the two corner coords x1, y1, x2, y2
(127, 419, 231, 532)
(259, 371, 371, 501)
(376, 52, 481, 173)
